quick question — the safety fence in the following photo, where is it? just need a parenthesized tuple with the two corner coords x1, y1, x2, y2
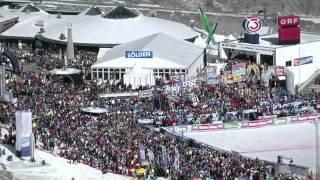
(165, 113, 320, 134)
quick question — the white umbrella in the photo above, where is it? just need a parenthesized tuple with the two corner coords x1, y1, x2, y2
(49, 68, 81, 75)
(81, 107, 108, 114)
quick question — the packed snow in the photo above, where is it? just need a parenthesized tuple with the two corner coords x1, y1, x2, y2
(184, 122, 319, 171)
(0, 144, 131, 180)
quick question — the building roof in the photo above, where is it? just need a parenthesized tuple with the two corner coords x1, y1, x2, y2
(226, 32, 320, 49)
(79, 6, 103, 16)
(92, 33, 204, 69)
(0, 5, 198, 47)
(102, 5, 138, 19)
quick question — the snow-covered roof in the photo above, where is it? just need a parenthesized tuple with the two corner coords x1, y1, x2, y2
(79, 6, 103, 16)
(226, 32, 320, 48)
(92, 33, 204, 69)
(0, 5, 198, 47)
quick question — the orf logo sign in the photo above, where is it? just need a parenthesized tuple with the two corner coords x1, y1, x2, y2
(243, 16, 262, 33)
(278, 16, 300, 27)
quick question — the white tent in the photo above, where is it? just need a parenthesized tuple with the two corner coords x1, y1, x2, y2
(91, 33, 204, 83)
(123, 65, 154, 89)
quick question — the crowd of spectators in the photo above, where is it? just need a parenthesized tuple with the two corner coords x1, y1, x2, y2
(0, 71, 297, 179)
(0, 47, 317, 179)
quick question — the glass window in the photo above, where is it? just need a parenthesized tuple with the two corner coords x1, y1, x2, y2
(285, 61, 292, 67)
(121, 69, 125, 72)
(104, 72, 108, 80)
(159, 69, 163, 73)
(116, 72, 120, 80)
(98, 72, 103, 79)
(182, 69, 186, 73)
(165, 69, 169, 73)
(93, 72, 97, 79)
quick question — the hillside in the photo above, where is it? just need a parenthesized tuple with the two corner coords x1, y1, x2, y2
(135, 0, 320, 16)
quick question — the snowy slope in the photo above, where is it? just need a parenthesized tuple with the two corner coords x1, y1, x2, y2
(184, 122, 318, 171)
(0, 144, 131, 180)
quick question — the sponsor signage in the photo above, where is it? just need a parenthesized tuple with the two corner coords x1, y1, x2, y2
(293, 56, 313, 66)
(232, 63, 246, 82)
(221, 43, 275, 55)
(224, 123, 241, 129)
(243, 16, 262, 33)
(278, 16, 300, 27)
(274, 117, 291, 125)
(278, 16, 301, 45)
(248, 119, 273, 127)
(125, 51, 153, 58)
(174, 125, 192, 133)
(206, 66, 219, 85)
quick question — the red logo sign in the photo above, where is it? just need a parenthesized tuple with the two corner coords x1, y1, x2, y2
(278, 16, 300, 27)
(243, 16, 262, 33)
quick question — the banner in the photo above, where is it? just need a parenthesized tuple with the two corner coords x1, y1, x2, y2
(125, 51, 153, 58)
(221, 71, 233, 84)
(15, 111, 32, 157)
(247, 119, 273, 128)
(147, 149, 155, 166)
(274, 117, 291, 125)
(139, 143, 146, 160)
(161, 146, 168, 169)
(224, 123, 242, 129)
(206, 66, 219, 85)
(232, 63, 246, 82)
(293, 56, 313, 66)
(174, 146, 180, 171)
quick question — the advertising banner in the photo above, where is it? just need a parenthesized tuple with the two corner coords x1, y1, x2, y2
(15, 111, 32, 157)
(248, 119, 273, 127)
(206, 66, 219, 85)
(232, 63, 246, 82)
(192, 124, 220, 131)
(139, 143, 146, 160)
(224, 123, 242, 129)
(125, 51, 153, 58)
(221, 71, 233, 84)
(293, 56, 313, 66)
(274, 117, 291, 125)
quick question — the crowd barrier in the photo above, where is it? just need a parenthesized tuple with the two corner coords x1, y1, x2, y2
(168, 113, 320, 134)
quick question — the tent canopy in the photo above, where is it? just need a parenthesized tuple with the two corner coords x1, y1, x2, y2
(91, 33, 204, 70)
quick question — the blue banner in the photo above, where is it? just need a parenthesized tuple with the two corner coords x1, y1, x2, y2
(125, 51, 153, 58)
(294, 56, 313, 66)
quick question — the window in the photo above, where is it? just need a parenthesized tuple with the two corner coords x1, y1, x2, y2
(104, 69, 108, 80)
(285, 61, 292, 67)
(92, 69, 97, 79)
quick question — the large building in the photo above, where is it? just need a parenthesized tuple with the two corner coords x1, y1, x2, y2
(0, 4, 198, 50)
(219, 32, 320, 88)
